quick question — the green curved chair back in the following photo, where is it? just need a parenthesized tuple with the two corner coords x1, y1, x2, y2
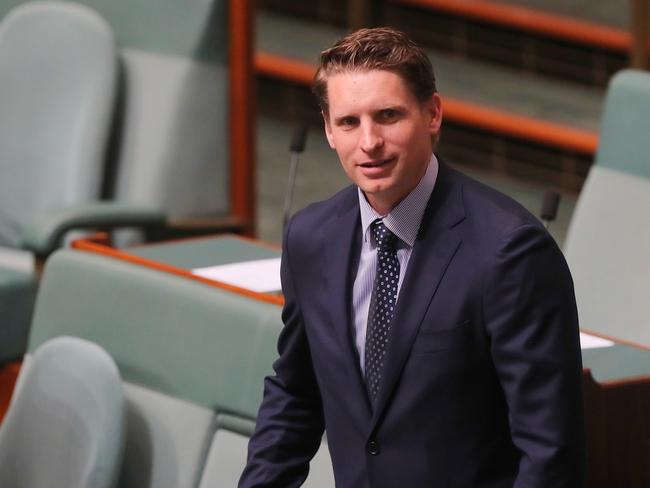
(28, 249, 336, 487)
(0, 1, 117, 248)
(595, 70, 650, 179)
(28, 250, 284, 487)
(29, 249, 282, 419)
(0, 336, 124, 488)
(0, 0, 232, 220)
(564, 70, 650, 344)
(66, 0, 231, 218)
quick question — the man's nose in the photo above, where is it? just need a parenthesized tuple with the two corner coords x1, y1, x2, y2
(360, 122, 384, 153)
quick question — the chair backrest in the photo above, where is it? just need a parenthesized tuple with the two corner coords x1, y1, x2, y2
(0, 336, 124, 488)
(594, 70, 650, 179)
(28, 249, 285, 487)
(80, 0, 232, 218)
(29, 249, 282, 416)
(0, 1, 117, 247)
(564, 70, 650, 343)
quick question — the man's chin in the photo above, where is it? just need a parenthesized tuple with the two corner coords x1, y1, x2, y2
(359, 183, 387, 197)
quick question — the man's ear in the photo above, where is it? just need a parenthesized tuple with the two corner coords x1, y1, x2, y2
(426, 93, 443, 136)
(323, 111, 336, 149)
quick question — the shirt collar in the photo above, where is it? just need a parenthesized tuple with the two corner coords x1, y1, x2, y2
(358, 154, 439, 247)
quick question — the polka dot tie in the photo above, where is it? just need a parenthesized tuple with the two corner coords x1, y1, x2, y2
(364, 219, 400, 402)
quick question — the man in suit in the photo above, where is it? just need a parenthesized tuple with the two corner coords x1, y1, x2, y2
(240, 27, 585, 487)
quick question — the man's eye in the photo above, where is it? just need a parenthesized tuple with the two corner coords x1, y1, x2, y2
(340, 117, 357, 127)
(379, 109, 399, 121)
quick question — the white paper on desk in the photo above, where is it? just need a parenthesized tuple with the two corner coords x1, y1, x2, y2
(192, 258, 281, 293)
(579, 332, 615, 349)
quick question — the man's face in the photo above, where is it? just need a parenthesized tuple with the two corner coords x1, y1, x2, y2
(324, 69, 442, 214)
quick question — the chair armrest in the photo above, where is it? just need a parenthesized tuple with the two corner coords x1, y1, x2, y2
(20, 202, 166, 257)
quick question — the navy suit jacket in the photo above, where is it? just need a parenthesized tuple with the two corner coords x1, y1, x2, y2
(240, 163, 585, 487)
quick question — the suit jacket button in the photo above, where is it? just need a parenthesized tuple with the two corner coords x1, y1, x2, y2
(367, 440, 380, 455)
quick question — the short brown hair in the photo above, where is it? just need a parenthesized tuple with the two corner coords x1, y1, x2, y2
(313, 27, 436, 115)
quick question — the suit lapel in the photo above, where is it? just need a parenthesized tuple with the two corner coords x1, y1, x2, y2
(371, 164, 466, 426)
(321, 188, 372, 415)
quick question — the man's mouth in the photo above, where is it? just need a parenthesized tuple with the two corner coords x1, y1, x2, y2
(359, 157, 395, 168)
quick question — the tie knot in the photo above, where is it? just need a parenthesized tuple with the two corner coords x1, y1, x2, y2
(372, 220, 397, 251)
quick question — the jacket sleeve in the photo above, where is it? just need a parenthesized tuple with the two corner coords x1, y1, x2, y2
(238, 218, 325, 488)
(483, 223, 586, 488)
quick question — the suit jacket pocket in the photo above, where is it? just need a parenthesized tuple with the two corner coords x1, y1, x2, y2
(411, 320, 472, 354)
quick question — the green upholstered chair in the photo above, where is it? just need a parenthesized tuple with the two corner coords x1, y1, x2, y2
(0, 336, 124, 488)
(0, 0, 255, 244)
(0, 0, 257, 250)
(0, 0, 255, 363)
(564, 69, 650, 344)
(0, 1, 119, 362)
(27, 249, 334, 487)
(104, 0, 232, 223)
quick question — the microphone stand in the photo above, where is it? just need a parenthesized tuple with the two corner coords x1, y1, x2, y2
(283, 125, 308, 233)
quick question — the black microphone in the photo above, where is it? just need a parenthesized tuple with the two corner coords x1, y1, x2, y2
(283, 124, 308, 232)
(289, 125, 308, 153)
(540, 191, 560, 229)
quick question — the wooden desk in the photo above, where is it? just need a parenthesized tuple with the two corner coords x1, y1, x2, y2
(73, 234, 283, 305)
(73, 234, 650, 487)
(127, 234, 280, 268)
(582, 338, 650, 487)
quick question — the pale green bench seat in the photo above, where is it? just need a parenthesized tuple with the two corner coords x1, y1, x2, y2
(27, 249, 333, 488)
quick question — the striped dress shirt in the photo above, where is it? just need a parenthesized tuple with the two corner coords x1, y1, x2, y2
(352, 154, 439, 372)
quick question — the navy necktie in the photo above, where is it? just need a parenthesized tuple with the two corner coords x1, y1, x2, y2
(364, 220, 400, 402)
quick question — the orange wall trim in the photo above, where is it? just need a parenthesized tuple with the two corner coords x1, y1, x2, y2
(393, 0, 631, 53)
(256, 52, 315, 86)
(441, 98, 598, 154)
(72, 235, 284, 307)
(255, 52, 598, 155)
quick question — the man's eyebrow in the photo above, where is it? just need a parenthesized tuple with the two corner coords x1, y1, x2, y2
(333, 105, 406, 119)
(377, 104, 407, 111)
